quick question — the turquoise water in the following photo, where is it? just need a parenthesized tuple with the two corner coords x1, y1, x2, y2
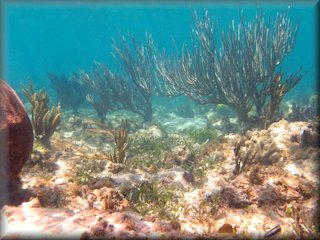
(3, 2, 317, 101)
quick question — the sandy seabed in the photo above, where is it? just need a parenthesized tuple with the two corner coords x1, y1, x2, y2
(1, 109, 319, 239)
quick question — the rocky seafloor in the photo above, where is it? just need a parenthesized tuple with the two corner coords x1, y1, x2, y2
(1, 104, 319, 239)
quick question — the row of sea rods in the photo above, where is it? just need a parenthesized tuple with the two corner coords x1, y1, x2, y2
(26, 9, 305, 144)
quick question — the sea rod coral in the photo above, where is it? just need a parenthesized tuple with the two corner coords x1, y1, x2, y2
(48, 72, 87, 114)
(22, 80, 61, 145)
(80, 61, 129, 122)
(154, 10, 304, 128)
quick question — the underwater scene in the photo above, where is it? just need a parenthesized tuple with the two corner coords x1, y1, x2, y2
(0, 1, 319, 239)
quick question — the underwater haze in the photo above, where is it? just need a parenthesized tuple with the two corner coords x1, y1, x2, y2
(3, 2, 317, 95)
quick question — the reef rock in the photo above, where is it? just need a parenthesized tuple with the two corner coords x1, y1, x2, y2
(105, 161, 125, 174)
(220, 185, 251, 208)
(165, 145, 195, 168)
(257, 184, 286, 207)
(0, 80, 34, 182)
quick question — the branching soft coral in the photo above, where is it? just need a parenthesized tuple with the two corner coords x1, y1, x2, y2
(48, 72, 87, 114)
(155, 10, 304, 128)
(22, 80, 61, 145)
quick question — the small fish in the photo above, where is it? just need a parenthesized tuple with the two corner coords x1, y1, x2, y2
(264, 224, 281, 238)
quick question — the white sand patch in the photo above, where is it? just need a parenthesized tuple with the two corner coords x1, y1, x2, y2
(161, 116, 207, 132)
(63, 131, 73, 138)
(1, 206, 86, 239)
(184, 189, 204, 206)
(111, 172, 148, 187)
(136, 125, 163, 138)
(285, 163, 301, 176)
(54, 159, 67, 177)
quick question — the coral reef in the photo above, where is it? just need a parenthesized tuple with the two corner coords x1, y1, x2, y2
(1, 8, 318, 240)
(0, 80, 34, 182)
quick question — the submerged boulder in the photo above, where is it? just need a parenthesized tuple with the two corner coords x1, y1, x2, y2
(0, 80, 33, 182)
(220, 185, 251, 208)
(257, 184, 286, 207)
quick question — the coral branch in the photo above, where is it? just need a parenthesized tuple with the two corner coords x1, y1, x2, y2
(113, 33, 160, 122)
(80, 62, 128, 122)
(21, 80, 61, 145)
